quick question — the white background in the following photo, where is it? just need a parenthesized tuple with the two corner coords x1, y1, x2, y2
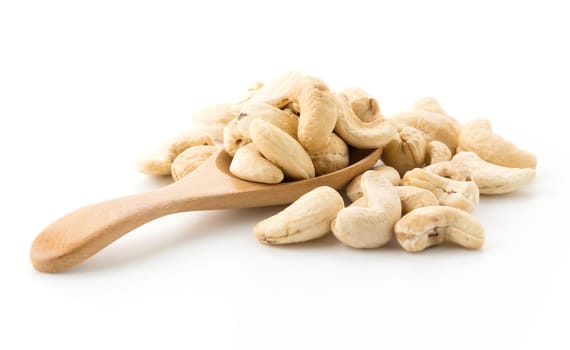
(1, 1, 569, 349)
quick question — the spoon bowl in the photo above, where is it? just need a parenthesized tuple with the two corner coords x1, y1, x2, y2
(30, 147, 381, 272)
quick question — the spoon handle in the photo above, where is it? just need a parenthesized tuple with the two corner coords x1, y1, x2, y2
(30, 185, 194, 273)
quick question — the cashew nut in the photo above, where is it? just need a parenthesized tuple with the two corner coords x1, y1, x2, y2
(332, 171, 401, 248)
(223, 102, 298, 157)
(229, 143, 284, 184)
(137, 130, 215, 175)
(308, 133, 350, 176)
(345, 165, 400, 202)
(255, 186, 344, 244)
(402, 168, 480, 213)
(395, 206, 485, 252)
(426, 140, 452, 164)
(395, 186, 439, 214)
(458, 118, 537, 169)
(334, 93, 397, 149)
(192, 102, 234, 141)
(247, 71, 338, 152)
(391, 98, 461, 152)
(249, 118, 315, 180)
(452, 152, 536, 194)
(339, 87, 382, 122)
(171, 145, 219, 181)
(381, 125, 428, 176)
(293, 76, 339, 152)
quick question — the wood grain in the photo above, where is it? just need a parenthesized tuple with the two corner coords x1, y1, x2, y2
(30, 148, 381, 273)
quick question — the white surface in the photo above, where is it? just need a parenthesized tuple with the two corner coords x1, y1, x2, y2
(1, 1, 569, 349)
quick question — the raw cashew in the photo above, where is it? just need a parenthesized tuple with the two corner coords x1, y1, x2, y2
(334, 93, 397, 149)
(391, 98, 461, 152)
(255, 186, 344, 244)
(332, 171, 401, 248)
(426, 140, 452, 164)
(424, 160, 472, 181)
(345, 165, 400, 201)
(293, 75, 339, 152)
(395, 206, 485, 252)
(452, 152, 536, 194)
(247, 71, 338, 152)
(137, 130, 215, 175)
(236, 102, 298, 140)
(192, 102, 234, 141)
(395, 186, 439, 214)
(229, 143, 284, 184)
(402, 168, 480, 213)
(230, 80, 264, 115)
(249, 118, 315, 180)
(339, 87, 382, 122)
(308, 133, 350, 176)
(381, 125, 428, 176)
(223, 103, 299, 157)
(458, 118, 537, 169)
(171, 145, 219, 181)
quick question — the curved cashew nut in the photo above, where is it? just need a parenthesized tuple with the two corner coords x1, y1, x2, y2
(391, 98, 461, 152)
(171, 145, 219, 181)
(334, 93, 397, 149)
(426, 140, 452, 164)
(229, 143, 284, 184)
(458, 118, 537, 169)
(255, 186, 344, 244)
(452, 152, 536, 194)
(137, 130, 215, 175)
(345, 165, 400, 202)
(309, 133, 350, 176)
(403, 168, 480, 213)
(381, 126, 428, 176)
(395, 206, 485, 252)
(292, 76, 339, 152)
(332, 171, 401, 248)
(246, 71, 338, 152)
(249, 118, 315, 180)
(339, 87, 382, 122)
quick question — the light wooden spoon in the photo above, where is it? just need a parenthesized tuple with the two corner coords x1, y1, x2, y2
(30, 148, 381, 273)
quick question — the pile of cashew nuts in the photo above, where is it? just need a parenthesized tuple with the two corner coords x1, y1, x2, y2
(137, 71, 536, 252)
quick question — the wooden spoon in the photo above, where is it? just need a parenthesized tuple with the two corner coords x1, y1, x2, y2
(30, 148, 381, 273)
